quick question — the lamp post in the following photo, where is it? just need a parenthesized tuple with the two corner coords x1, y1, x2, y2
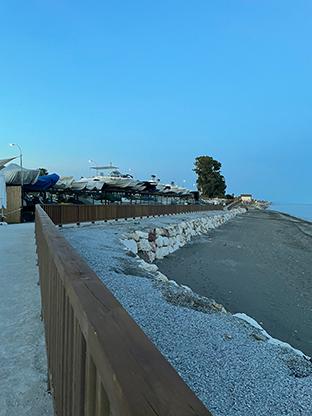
(9, 143, 23, 186)
(88, 159, 98, 176)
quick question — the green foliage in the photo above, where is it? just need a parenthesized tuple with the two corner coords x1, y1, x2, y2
(225, 193, 235, 200)
(38, 167, 49, 176)
(193, 155, 227, 197)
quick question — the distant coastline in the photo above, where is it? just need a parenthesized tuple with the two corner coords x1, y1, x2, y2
(269, 203, 312, 222)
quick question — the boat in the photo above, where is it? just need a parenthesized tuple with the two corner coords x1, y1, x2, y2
(156, 181, 171, 193)
(89, 164, 138, 189)
(70, 177, 89, 191)
(54, 176, 75, 190)
(163, 181, 179, 194)
(24, 173, 60, 192)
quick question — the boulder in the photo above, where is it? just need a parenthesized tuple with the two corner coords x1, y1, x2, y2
(155, 271, 169, 282)
(138, 260, 158, 273)
(138, 238, 152, 252)
(155, 246, 170, 259)
(155, 236, 164, 247)
(162, 236, 170, 246)
(146, 251, 156, 263)
(148, 230, 156, 242)
(157, 227, 170, 237)
(130, 232, 140, 242)
(149, 241, 157, 252)
(135, 230, 149, 239)
(122, 239, 138, 254)
(167, 227, 177, 237)
(172, 242, 180, 252)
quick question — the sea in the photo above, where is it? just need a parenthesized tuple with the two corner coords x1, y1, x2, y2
(269, 203, 312, 222)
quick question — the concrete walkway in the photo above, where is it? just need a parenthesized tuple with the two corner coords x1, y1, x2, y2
(0, 224, 53, 416)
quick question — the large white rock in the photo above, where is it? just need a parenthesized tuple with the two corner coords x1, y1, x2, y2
(138, 238, 152, 252)
(122, 239, 138, 254)
(167, 226, 177, 237)
(130, 232, 140, 242)
(156, 227, 170, 237)
(181, 284, 193, 294)
(167, 245, 175, 254)
(155, 236, 164, 247)
(167, 237, 175, 247)
(150, 241, 157, 252)
(170, 229, 178, 237)
(155, 246, 170, 259)
(155, 271, 169, 282)
(185, 234, 192, 242)
(172, 242, 180, 252)
(176, 235, 186, 247)
(136, 230, 149, 239)
(162, 236, 170, 246)
(146, 251, 156, 263)
(138, 260, 158, 272)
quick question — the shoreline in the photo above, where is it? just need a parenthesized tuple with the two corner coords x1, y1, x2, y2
(269, 208, 312, 225)
(268, 203, 312, 224)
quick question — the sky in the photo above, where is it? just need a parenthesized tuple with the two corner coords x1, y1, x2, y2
(0, 1, 311, 203)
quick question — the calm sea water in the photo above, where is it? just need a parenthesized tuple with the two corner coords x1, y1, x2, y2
(269, 203, 312, 222)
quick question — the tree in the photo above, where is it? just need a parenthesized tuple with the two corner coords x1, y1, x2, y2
(38, 167, 49, 176)
(193, 155, 226, 197)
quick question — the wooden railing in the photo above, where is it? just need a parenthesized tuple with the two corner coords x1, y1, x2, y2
(35, 204, 212, 415)
(42, 203, 223, 226)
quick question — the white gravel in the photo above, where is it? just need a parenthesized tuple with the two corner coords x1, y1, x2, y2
(62, 212, 312, 416)
(0, 224, 53, 416)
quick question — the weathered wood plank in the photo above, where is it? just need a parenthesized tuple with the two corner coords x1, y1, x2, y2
(42, 203, 223, 225)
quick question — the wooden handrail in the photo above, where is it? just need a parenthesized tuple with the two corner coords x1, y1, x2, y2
(35, 205, 212, 415)
(41, 203, 223, 226)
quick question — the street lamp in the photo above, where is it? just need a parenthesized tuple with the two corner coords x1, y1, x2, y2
(88, 159, 98, 176)
(9, 143, 23, 186)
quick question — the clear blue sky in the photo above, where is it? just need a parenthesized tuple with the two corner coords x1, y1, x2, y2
(1, 1, 311, 202)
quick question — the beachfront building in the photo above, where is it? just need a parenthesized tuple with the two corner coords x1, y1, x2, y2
(240, 194, 253, 203)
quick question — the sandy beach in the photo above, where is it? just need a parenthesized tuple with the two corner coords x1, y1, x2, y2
(157, 209, 312, 357)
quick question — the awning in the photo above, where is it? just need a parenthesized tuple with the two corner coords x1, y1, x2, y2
(0, 157, 17, 170)
(1, 163, 40, 185)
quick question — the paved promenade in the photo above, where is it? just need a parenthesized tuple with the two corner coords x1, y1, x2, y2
(0, 224, 53, 416)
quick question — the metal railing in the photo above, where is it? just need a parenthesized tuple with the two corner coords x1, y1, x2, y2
(42, 203, 223, 226)
(35, 205, 212, 415)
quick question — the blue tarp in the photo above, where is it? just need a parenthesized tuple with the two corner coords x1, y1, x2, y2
(23, 173, 60, 192)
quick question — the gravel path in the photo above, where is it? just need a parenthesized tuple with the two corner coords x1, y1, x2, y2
(62, 212, 312, 416)
(0, 224, 53, 416)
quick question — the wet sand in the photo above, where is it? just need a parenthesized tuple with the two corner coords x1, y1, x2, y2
(156, 209, 312, 356)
